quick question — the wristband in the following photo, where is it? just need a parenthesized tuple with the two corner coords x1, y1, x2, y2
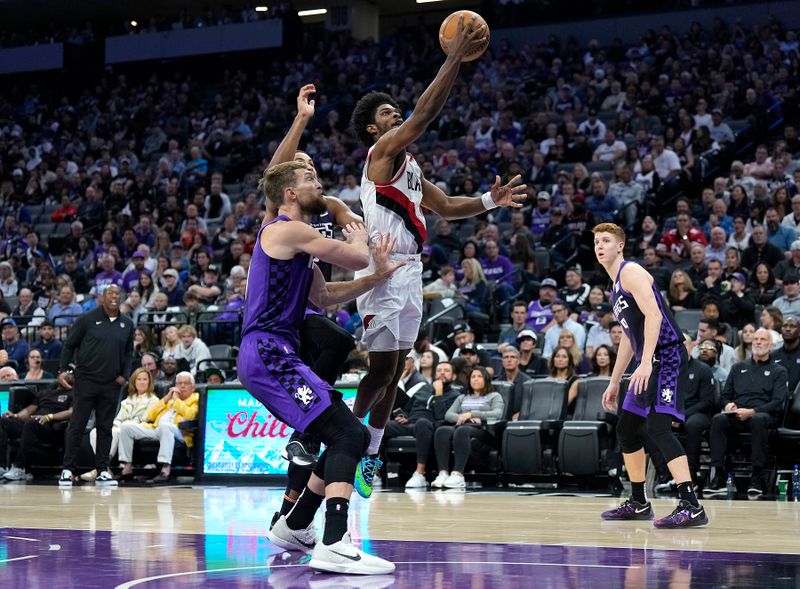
(480, 191, 497, 210)
(45, 414, 53, 423)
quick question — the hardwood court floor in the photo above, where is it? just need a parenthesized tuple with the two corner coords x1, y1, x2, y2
(1, 484, 799, 588)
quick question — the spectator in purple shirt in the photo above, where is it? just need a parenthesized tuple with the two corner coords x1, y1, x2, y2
(94, 254, 124, 290)
(480, 239, 517, 318)
(122, 250, 151, 292)
(530, 191, 553, 237)
(479, 240, 516, 287)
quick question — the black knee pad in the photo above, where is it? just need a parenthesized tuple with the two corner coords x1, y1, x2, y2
(646, 412, 685, 463)
(617, 411, 645, 455)
(323, 426, 368, 485)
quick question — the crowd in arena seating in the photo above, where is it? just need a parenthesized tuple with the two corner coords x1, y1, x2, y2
(0, 12, 798, 489)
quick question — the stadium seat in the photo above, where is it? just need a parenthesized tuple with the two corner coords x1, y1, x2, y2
(778, 383, 800, 467)
(674, 309, 703, 334)
(501, 379, 568, 475)
(557, 377, 616, 476)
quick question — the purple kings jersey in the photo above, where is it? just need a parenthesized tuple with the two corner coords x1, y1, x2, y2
(242, 215, 314, 350)
(611, 260, 682, 361)
(526, 300, 553, 331)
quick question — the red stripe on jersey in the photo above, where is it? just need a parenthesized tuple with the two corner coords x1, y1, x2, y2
(375, 185, 428, 244)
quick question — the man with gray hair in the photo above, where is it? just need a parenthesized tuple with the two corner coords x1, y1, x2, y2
(706, 328, 788, 497)
(117, 371, 199, 484)
(773, 240, 800, 285)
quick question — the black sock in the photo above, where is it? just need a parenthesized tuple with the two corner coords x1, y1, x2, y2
(323, 497, 349, 545)
(285, 487, 324, 530)
(631, 481, 646, 504)
(279, 494, 298, 517)
(677, 481, 700, 508)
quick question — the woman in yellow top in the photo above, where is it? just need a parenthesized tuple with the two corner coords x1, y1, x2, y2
(117, 371, 199, 483)
(81, 368, 159, 482)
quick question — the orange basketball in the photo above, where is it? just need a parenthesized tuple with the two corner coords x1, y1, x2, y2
(439, 10, 490, 63)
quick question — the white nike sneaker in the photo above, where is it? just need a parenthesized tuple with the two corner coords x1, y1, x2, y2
(309, 532, 395, 575)
(404, 472, 428, 489)
(443, 472, 465, 489)
(266, 515, 317, 554)
(431, 471, 449, 488)
(2, 466, 28, 481)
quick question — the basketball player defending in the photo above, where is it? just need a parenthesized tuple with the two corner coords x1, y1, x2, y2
(239, 161, 402, 574)
(594, 223, 708, 528)
(265, 84, 364, 528)
(350, 15, 526, 497)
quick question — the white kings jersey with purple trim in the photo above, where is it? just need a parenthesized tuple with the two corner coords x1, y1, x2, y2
(356, 146, 427, 255)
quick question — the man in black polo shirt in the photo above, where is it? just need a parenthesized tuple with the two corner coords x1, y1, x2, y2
(58, 284, 134, 486)
(772, 316, 800, 393)
(496, 346, 532, 420)
(0, 375, 74, 481)
(706, 328, 788, 497)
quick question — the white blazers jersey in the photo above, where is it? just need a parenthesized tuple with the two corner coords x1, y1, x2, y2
(359, 146, 427, 254)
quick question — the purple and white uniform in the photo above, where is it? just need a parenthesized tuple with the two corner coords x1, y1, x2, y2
(237, 215, 333, 432)
(611, 260, 687, 421)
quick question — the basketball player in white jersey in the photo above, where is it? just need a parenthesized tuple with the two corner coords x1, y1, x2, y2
(349, 14, 526, 498)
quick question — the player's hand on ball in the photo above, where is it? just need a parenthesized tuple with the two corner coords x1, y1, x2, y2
(490, 175, 527, 208)
(343, 222, 369, 245)
(601, 381, 619, 413)
(447, 13, 487, 61)
(296, 84, 316, 119)
(372, 233, 406, 280)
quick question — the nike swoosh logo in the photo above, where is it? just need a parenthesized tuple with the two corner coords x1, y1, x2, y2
(330, 549, 362, 562)
(690, 510, 704, 519)
(290, 533, 315, 548)
(95, 321, 103, 324)
(634, 506, 649, 514)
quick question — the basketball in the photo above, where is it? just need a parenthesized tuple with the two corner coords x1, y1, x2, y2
(439, 10, 490, 62)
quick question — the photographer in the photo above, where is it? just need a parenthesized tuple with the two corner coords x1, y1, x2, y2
(719, 272, 756, 329)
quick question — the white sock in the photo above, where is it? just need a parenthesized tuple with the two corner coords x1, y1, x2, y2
(365, 424, 384, 455)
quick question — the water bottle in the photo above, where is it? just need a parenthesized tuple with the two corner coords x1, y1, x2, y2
(726, 473, 736, 496)
(792, 465, 800, 502)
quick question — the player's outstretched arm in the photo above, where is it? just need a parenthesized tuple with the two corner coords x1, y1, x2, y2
(269, 84, 316, 168)
(324, 195, 363, 227)
(309, 234, 406, 307)
(371, 15, 487, 161)
(265, 220, 370, 271)
(420, 176, 526, 220)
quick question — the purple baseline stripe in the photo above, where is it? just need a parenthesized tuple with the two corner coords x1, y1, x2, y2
(2, 526, 799, 589)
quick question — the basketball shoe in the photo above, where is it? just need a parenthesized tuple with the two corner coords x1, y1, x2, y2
(354, 455, 382, 499)
(653, 500, 708, 528)
(309, 532, 395, 575)
(267, 515, 317, 554)
(601, 498, 653, 520)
